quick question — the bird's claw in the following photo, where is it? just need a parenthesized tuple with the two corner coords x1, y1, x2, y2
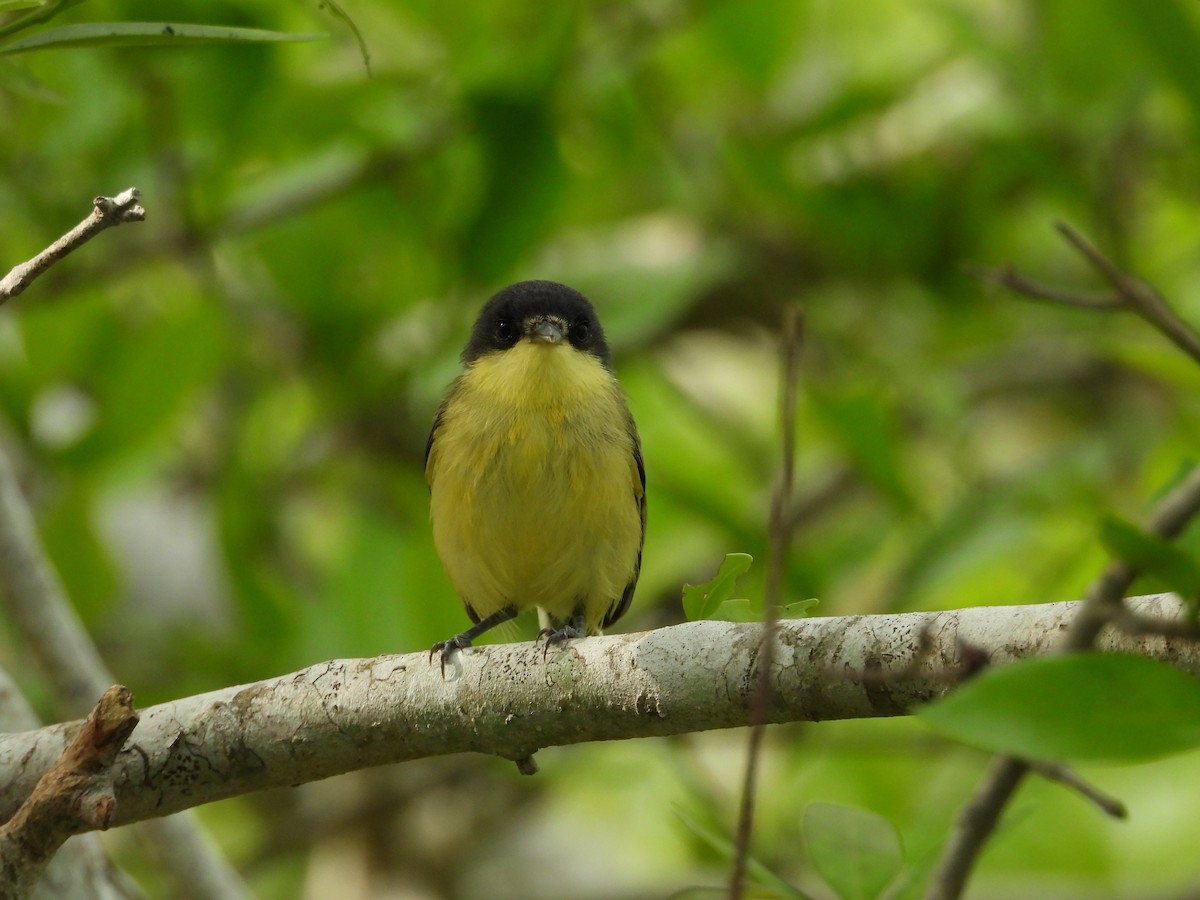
(429, 634, 472, 677)
(536, 622, 586, 661)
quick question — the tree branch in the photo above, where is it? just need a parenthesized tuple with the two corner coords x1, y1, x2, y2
(1026, 760, 1127, 819)
(0, 666, 144, 900)
(0, 595, 1193, 836)
(0, 189, 145, 304)
(1055, 222, 1200, 366)
(970, 263, 1122, 310)
(972, 222, 1200, 366)
(0, 686, 138, 898)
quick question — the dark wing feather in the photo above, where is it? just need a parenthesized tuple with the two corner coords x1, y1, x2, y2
(424, 402, 445, 479)
(425, 390, 483, 625)
(602, 420, 646, 630)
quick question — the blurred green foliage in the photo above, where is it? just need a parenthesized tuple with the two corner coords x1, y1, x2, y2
(2, 0, 1200, 897)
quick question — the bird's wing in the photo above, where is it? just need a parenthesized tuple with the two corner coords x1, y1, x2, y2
(602, 421, 646, 630)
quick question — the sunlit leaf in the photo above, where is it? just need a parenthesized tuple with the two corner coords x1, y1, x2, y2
(783, 598, 820, 618)
(918, 653, 1200, 761)
(682, 552, 753, 620)
(711, 598, 755, 622)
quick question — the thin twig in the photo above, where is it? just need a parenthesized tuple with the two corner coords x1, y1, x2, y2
(1027, 761, 1127, 819)
(1056, 221, 1200, 365)
(1113, 607, 1200, 640)
(969, 263, 1122, 310)
(0, 188, 145, 303)
(975, 222, 1200, 366)
(729, 305, 803, 900)
(926, 756, 1028, 900)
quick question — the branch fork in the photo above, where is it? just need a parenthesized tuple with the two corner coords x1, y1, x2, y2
(0, 686, 139, 897)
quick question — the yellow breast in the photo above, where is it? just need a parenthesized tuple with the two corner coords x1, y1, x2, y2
(427, 341, 643, 631)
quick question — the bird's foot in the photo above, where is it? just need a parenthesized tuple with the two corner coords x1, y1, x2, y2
(429, 632, 473, 677)
(536, 616, 586, 660)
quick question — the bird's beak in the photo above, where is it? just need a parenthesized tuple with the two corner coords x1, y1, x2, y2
(530, 319, 565, 344)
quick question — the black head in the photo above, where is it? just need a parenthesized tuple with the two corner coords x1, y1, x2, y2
(462, 280, 613, 367)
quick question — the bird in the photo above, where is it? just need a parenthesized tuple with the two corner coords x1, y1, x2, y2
(425, 280, 645, 669)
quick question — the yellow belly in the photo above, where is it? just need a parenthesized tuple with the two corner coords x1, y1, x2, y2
(427, 341, 642, 632)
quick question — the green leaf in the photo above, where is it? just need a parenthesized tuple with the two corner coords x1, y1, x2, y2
(39, 480, 118, 622)
(682, 552, 753, 620)
(0, 22, 323, 54)
(461, 88, 566, 281)
(804, 803, 903, 900)
(318, 0, 370, 75)
(1099, 515, 1200, 596)
(918, 653, 1200, 761)
(67, 304, 223, 465)
(0, 0, 89, 42)
(672, 804, 814, 900)
(711, 598, 756, 622)
(1099, 0, 1200, 132)
(783, 598, 820, 618)
(812, 390, 911, 509)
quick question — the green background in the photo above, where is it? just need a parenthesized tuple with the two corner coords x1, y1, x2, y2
(2, 0, 1199, 897)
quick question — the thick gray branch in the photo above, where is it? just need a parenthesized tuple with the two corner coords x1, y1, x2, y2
(0, 667, 142, 900)
(0, 594, 1193, 834)
(0, 687, 138, 898)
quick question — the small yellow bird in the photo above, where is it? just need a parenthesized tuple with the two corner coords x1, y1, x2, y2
(426, 281, 645, 666)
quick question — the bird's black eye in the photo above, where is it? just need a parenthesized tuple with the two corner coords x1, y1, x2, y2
(570, 319, 591, 349)
(494, 318, 516, 345)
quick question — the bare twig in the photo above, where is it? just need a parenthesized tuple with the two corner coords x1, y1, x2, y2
(970, 263, 1122, 310)
(0, 686, 138, 898)
(928, 753, 1126, 900)
(1056, 222, 1200, 366)
(974, 223, 1200, 366)
(1113, 607, 1200, 640)
(730, 305, 803, 900)
(1027, 761, 1127, 819)
(0, 189, 145, 303)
